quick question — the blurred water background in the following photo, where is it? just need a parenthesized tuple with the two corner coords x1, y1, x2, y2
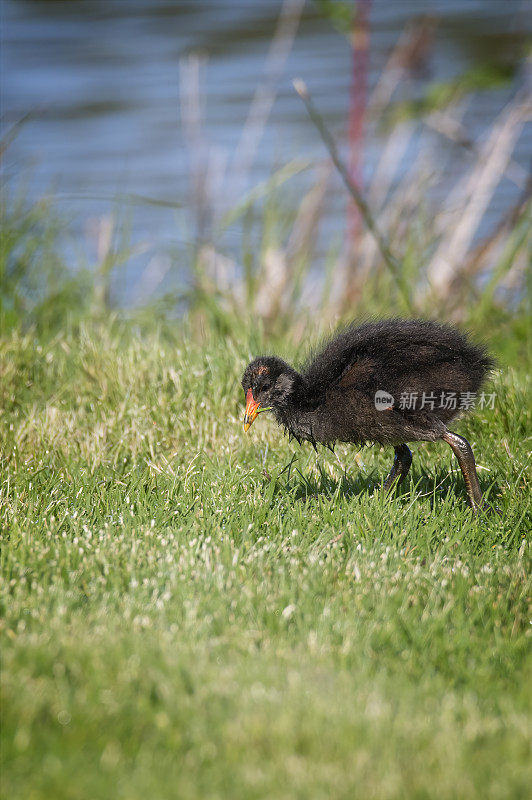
(2, 0, 531, 313)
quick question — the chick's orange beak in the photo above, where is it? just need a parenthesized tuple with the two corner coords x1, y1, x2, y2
(244, 388, 261, 432)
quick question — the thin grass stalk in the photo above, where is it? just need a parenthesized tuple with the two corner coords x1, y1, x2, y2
(179, 53, 210, 244)
(293, 78, 414, 312)
(230, 0, 305, 200)
(359, 145, 434, 285)
(424, 109, 529, 191)
(367, 17, 435, 119)
(367, 120, 416, 211)
(426, 91, 531, 297)
(347, 0, 372, 244)
(460, 199, 531, 321)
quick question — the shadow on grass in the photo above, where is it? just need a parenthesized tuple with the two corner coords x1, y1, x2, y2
(267, 459, 501, 513)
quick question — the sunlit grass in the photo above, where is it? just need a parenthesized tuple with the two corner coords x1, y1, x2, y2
(1, 319, 530, 799)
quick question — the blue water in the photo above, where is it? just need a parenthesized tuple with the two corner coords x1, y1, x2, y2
(2, 0, 530, 302)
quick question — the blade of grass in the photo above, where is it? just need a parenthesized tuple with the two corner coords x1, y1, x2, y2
(293, 78, 414, 312)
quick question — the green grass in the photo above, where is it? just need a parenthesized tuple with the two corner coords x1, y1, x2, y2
(1, 318, 531, 800)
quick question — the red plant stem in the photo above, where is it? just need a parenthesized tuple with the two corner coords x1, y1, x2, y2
(347, 0, 372, 244)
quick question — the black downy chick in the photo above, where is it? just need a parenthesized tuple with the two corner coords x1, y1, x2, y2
(241, 319, 495, 512)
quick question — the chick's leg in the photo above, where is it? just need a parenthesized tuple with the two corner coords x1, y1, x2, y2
(442, 430, 484, 512)
(383, 444, 412, 493)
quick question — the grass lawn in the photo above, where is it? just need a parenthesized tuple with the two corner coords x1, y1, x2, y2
(1, 318, 531, 799)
